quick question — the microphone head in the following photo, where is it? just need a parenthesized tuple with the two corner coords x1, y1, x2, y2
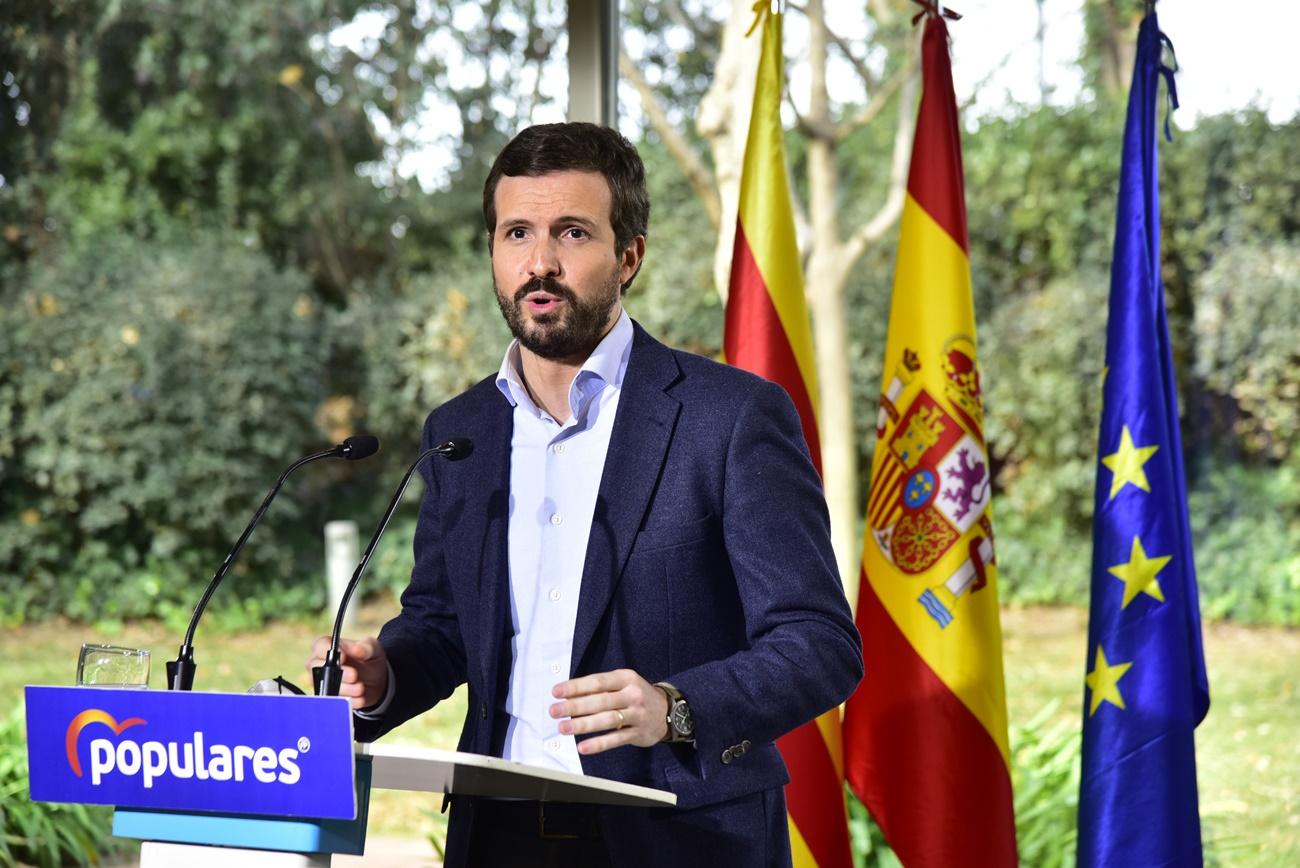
(436, 437, 474, 461)
(339, 434, 380, 461)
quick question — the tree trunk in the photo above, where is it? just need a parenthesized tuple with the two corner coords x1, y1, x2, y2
(697, 0, 764, 303)
(802, 0, 861, 596)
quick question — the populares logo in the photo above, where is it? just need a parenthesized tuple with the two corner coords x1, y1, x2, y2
(65, 708, 302, 788)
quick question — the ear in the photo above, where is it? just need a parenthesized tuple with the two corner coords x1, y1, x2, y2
(619, 236, 646, 286)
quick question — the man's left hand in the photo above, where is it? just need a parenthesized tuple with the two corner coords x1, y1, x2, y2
(550, 669, 669, 754)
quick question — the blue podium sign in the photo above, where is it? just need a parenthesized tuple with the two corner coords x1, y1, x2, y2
(25, 686, 356, 820)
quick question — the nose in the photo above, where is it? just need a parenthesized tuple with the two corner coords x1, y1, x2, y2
(526, 238, 561, 280)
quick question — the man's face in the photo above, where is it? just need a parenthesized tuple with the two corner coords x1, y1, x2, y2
(491, 170, 641, 363)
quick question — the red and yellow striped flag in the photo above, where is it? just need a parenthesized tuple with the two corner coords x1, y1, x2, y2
(723, 7, 849, 868)
(842, 10, 1017, 867)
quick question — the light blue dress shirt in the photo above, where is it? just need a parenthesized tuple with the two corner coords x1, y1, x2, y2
(492, 309, 633, 773)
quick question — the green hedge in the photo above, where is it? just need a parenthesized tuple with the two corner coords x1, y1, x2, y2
(0, 233, 333, 628)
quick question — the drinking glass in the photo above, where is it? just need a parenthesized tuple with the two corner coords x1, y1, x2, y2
(76, 644, 150, 687)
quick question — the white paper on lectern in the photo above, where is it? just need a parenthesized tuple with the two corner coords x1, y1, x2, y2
(357, 743, 677, 808)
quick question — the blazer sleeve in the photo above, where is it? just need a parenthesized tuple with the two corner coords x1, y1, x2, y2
(353, 417, 469, 742)
(667, 378, 863, 762)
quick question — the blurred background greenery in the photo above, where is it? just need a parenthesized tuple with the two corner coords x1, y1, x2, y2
(0, 0, 1296, 865)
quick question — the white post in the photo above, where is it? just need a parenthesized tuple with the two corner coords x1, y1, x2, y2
(325, 520, 359, 632)
(567, 0, 618, 125)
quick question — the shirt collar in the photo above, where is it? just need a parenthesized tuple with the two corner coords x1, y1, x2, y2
(495, 309, 634, 422)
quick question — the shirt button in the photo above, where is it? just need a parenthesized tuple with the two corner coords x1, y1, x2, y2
(550, 663, 562, 675)
(548, 740, 561, 751)
(553, 443, 566, 454)
(549, 588, 561, 602)
(550, 513, 563, 526)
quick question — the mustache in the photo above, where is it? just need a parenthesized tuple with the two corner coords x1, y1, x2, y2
(514, 277, 578, 304)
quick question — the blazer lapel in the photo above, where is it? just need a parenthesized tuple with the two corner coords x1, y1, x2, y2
(570, 325, 682, 673)
(442, 384, 514, 694)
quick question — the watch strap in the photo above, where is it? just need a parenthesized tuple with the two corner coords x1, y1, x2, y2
(655, 681, 694, 743)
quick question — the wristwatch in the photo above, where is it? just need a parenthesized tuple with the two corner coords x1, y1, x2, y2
(655, 682, 695, 743)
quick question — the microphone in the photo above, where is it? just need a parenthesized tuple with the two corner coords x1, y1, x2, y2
(314, 437, 473, 697)
(166, 434, 381, 690)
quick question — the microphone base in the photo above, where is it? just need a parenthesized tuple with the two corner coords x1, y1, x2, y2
(166, 658, 196, 691)
(313, 664, 343, 697)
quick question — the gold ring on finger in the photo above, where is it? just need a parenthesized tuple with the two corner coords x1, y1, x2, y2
(615, 710, 625, 730)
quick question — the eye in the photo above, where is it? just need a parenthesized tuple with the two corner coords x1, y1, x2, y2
(563, 226, 589, 240)
(504, 226, 528, 240)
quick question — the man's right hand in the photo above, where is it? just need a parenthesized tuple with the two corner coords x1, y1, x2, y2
(307, 636, 389, 711)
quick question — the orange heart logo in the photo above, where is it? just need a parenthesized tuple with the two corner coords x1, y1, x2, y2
(65, 709, 147, 777)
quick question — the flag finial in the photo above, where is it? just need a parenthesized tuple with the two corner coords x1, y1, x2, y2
(911, 0, 963, 26)
(744, 1, 771, 39)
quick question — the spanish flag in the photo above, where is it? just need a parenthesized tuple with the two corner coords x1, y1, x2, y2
(723, 7, 849, 868)
(842, 9, 1017, 866)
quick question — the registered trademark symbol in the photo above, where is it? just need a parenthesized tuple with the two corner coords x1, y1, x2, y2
(298, 737, 311, 753)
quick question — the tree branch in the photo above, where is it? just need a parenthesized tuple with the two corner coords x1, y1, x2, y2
(786, 0, 879, 90)
(619, 49, 721, 230)
(836, 50, 915, 143)
(844, 59, 918, 264)
(661, 0, 719, 64)
(960, 42, 1019, 113)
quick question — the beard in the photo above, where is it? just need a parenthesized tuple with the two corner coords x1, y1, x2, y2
(495, 268, 622, 362)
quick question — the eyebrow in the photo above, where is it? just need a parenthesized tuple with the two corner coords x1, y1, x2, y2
(498, 215, 601, 233)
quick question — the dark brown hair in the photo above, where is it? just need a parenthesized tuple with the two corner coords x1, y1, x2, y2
(483, 123, 650, 289)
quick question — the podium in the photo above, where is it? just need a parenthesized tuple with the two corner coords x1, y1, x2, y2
(26, 686, 675, 865)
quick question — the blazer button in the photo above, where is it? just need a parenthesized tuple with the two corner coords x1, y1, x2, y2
(720, 748, 734, 765)
(741, 739, 752, 752)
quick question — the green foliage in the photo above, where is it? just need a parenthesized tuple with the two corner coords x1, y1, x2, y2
(1010, 703, 1080, 868)
(981, 271, 1109, 604)
(966, 103, 1126, 303)
(0, 706, 123, 868)
(846, 702, 1087, 867)
(847, 791, 903, 868)
(0, 233, 333, 626)
(1192, 242, 1300, 463)
(624, 140, 724, 356)
(339, 268, 510, 451)
(1189, 463, 1300, 625)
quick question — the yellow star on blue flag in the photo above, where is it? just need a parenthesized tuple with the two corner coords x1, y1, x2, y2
(1085, 645, 1133, 716)
(1101, 425, 1159, 500)
(1108, 536, 1170, 608)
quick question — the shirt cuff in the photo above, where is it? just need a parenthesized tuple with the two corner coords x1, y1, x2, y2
(353, 660, 396, 720)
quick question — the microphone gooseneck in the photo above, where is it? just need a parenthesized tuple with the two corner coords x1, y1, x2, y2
(314, 437, 472, 697)
(167, 434, 381, 690)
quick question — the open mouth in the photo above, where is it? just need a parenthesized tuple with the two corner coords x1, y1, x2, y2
(523, 291, 565, 314)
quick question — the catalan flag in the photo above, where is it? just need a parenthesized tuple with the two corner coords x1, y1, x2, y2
(723, 7, 849, 867)
(1078, 14, 1209, 866)
(842, 8, 1017, 866)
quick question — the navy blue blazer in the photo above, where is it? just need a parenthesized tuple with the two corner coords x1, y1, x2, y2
(359, 323, 862, 866)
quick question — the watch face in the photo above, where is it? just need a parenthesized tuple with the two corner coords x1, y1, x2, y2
(670, 701, 693, 736)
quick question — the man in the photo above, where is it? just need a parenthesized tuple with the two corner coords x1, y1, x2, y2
(309, 123, 862, 867)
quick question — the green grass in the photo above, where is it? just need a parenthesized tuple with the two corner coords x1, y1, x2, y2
(3, 599, 1296, 864)
(1002, 606, 1300, 865)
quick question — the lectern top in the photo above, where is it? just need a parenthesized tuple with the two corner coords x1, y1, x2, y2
(356, 742, 677, 808)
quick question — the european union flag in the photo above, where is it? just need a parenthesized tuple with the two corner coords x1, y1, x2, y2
(1078, 13, 1210, 868)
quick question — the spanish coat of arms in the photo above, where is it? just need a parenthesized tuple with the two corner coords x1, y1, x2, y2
(869, 337, 995, 628)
